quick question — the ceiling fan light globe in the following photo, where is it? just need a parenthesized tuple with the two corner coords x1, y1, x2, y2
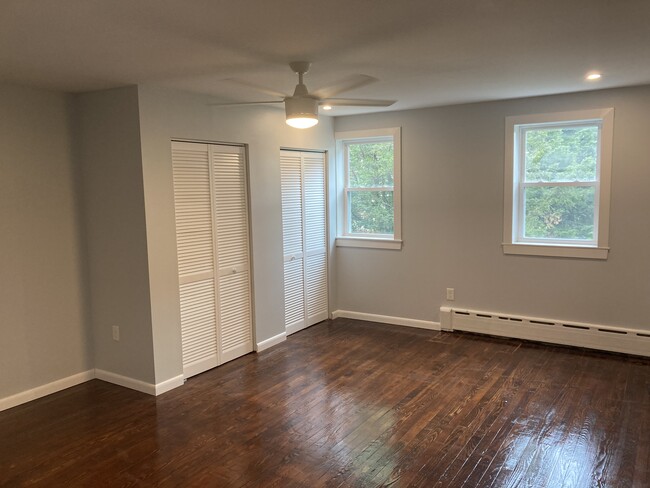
(286, 116, 318, 129)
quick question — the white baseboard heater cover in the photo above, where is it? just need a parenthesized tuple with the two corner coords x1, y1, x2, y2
(440, 307, 650, 357)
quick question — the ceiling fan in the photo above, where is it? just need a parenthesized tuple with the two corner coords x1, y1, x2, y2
(212, 61, 396, 129)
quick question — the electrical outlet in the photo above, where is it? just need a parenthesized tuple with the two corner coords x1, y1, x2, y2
(446, 288, 455, 301)
(112, 326, 120, 341)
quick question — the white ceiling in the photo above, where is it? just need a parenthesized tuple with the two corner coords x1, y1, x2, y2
(2, 0, 650, 115)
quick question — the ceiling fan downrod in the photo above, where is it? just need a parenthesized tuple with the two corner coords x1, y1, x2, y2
(289, 61, 312, 97)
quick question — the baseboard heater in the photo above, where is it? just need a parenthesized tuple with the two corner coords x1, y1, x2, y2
(440, 307, 649, 358)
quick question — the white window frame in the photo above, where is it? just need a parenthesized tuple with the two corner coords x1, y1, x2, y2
(503, 108, 614, 259)
(335, 127, 402, 250)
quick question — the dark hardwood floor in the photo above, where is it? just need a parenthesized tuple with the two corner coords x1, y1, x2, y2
(1, 318, 649, 487)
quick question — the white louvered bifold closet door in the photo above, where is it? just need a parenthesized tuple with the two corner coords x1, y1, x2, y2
(172, 142, 219, 378)
(281, 151, 305, 333)
(302, 153, 328, 325)
(280, 150, 328, 336)
(211, 145, 254, 363)
(172, 141, 253, 378)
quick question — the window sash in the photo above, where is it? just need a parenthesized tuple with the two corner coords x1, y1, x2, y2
(344, 139, 395, 188)
(514, 121, 602, 247)
(345, 189, 394, 237)
(517, 186, 599, 246)
(343, 139, 395, 237)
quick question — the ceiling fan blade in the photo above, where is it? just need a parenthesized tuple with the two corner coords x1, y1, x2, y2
(312, 75, 378, 99)
(209, 100, 284, 107)
(320, 98, 396, 107)
(222, 78, 288, 99)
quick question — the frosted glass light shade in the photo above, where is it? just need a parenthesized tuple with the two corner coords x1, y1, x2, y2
(286, 116, 318, 128)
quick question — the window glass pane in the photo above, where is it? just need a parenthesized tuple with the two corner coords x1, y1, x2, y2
(347, 142, 394, 188)
(523, 186, 595, 240)
(524, 126, 598, 182)
(349, 190, 394, 234)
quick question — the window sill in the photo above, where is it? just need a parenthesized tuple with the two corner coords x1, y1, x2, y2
(502, 243, 609, 260)
(336, 237, 402, 250)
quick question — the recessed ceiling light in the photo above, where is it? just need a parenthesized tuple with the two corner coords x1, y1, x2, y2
(321, 105, 332, 111)
(586, 72, 602, 81)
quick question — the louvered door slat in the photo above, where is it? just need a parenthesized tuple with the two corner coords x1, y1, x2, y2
(283, 258, 305, 329)
(172, 143, 214, 279)
(281, 152, 304, 257)
(218, 272, 252, 354)
(306, 252, 328, 319)
(178, 279, 218, 376)
(213, 148, 250, 271)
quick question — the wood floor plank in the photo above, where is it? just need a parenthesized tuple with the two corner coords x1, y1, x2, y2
(548, 355, 628, 487)
(438, 346, 552, 487)
(324, 338, 506, 486)
(362, 350, 520, 487)
(474, 348, 589, 488)
(454, 346, 550, 484)
(1, 318, 648, 487)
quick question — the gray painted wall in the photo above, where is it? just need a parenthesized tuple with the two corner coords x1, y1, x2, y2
(334, 85, 650, 331)
(5, 80, 647, 401)
(0, 84, 91, 398)
(75, 86, 155, 383)
(136, 85, 336, 383)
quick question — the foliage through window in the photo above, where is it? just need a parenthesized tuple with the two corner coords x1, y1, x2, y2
(347, 141, 394, 235)
(521, 125, 598, 242)
(336, 128, 401, 249)
(504, 109, 613, 259)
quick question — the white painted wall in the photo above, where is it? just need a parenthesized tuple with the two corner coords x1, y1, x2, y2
(75, 86, 156, 383)
(334, 85, 650, 331)
(136, 85, 336, 384)
(0, 84, 91, 398)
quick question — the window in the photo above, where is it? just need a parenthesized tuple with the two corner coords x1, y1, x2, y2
(503, 109, 614, 259)
(335, 128, 401, 249)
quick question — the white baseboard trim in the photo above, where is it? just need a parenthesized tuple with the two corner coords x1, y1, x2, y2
(0, 370, 95, 412)
(155, 375, 185, 395)
(95, 369, 156, 395)
(256, 331, 287, 352)
(441, 307, 650, 357)
(332, 310, 441, 331)
(94, 370, 183, 396)
(1, 368, 185, 412)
